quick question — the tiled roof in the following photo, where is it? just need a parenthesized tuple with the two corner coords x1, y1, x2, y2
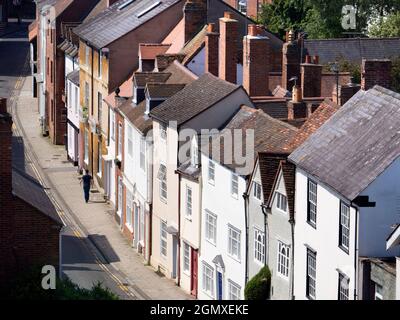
(118, 100, 153, 134)
(205, 106, 298, 173)
(147, 83, 186, 99)
(12, 168, 63, 226)
(304, 38, 400, 65)
(164, 61, 198, 84)
(150, 73, 240, 126)
(280, 161, 296, 219)
(66, 69, 80, 86)
(285, 99, 339, 151)
(134, 72, 171, 87)
(258, 153, 285, 206)
(140, 43, 171, 60)
(74, 0, 182, 49)
(255, 100, 288, 119)
(289, 86, 400, 200)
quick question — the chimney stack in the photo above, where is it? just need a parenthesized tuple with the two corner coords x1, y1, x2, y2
(301, 58, 322, 98)
(183, 0, 208, 44)
(243, 24, 270, 97)
(282, 30, 301, 91)
(361, 59, 392, 91)
(107, 0, 119, 7)
(205, 23, 219, 76)
(219, 11, 238, 84)
(332, 78, 361, 106)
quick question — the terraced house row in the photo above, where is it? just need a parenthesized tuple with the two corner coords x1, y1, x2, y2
(29, 0, 400, 300)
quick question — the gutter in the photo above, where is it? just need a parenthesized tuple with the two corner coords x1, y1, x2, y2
(350, 201, 359, 300)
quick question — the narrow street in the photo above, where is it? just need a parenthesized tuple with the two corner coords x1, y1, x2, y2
(0, 22, 136, 300)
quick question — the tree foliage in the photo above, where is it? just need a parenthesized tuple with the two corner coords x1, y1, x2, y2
(258, 0, 400, 40)
(244, 266, 271, 300)
(369, 12, 400, 37)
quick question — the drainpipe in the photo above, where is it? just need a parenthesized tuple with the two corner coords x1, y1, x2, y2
(350, 202, 359, 300)
(177, 173, 181, 287)
(261, 204, 269, 267)
(243, 191, 250, 284)
(90, 44, 94, 176)
(289, 217, 295, 300)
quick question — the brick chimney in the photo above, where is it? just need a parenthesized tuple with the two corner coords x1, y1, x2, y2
(205, 23, 219, 76)
(282, 30, 301, 91)
(287, 85, 307, 120)
(332, 79, 361, 106)
(361, 59, 392, 91)
(184, 0, 208, 44)
(0, 98, 16, 284)
(219, 12, 238, 84)
(301, 56, 322, 98)
(243, 24, 270, 97)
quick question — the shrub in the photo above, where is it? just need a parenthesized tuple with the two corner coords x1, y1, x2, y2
(244, 266, 271, 300)
(5, 266, 119, 300)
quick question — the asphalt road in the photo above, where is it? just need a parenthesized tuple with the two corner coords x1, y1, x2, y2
(0, 23, 132, 300)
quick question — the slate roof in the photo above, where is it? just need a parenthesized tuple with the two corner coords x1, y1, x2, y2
(66, 69, 80, 86)
(304, 38, 400, 65)
(118, 100, 153, 134)
(134, 72, 171, 87)
(289, 86, 400, 201)
(150, 73, 240, 126)
(139, 43, 171, 60)
(12, 169, 63, 226)
(73, 0, 182, 49)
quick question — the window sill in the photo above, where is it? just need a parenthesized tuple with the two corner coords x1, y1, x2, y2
(202, 290, 215, 300)
(205, 239, 216, 247)
(160, 197, 167, 204)
(185, 216, 192, 222)
(208, 180, 215, 186)
(183, 270, 191, 277)
(339, 245, 349, 255)
(227, 254, 241, 264)
(306, 294, 315, 300)
(231, 194, 239, 200)
(307, 221, 317, 230)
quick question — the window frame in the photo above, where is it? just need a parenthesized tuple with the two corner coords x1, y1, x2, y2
(98, 92, 103, 125)
(228, 225, 241, 261)
(183, 242, 191, 275)
(127, 124, 133, 158)
(277, 241, 290, 279)
(97, 140, 102, 177)
(231, 173, 239, 199)
(98, 50, 102, 79)
(202, 262, 214, 298)
(205, 210, 217, 245)
(140, 137, 146, 171)
(228, 279, 241, 300)
(254, 228, 265, 265)
(118, 122, 123, 159)
(84, 129, 89, 165)
(160, 221, 168, 258)
(306, 248, 317, 300)
(338, 272, 349, 300)
(158, 164, 167, 202)
(253, 181, 262, 201)
(186, 186, 193, 218)
(374, 283, 383, 300)
(339, 202, 350, 253)
(160, 124, 167, 141)
(125, 190, 133, 230)
(208, 160, 215, 185)
(307, 179, 317, 228)
(275, 191, 288, 213)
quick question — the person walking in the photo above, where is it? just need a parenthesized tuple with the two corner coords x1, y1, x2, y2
(80, 169, 93, 203)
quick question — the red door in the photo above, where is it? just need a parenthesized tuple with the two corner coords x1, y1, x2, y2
(190, 249, 198, 297)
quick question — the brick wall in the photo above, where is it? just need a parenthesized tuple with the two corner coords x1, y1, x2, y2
(205, 23, 219, 76)
(219, 12, 238, 84)
(361, 59, 392, 91)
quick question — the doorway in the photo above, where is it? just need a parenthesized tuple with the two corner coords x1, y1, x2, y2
(190, 249, 198, 297)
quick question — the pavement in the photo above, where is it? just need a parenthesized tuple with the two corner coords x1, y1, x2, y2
(1, 22, 191, 300)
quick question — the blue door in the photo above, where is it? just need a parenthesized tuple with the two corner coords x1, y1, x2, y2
(217, 272, 223, 300)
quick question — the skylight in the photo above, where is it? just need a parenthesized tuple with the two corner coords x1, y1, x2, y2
(137, 1, 162, 18)
(118, 0, 135, 10)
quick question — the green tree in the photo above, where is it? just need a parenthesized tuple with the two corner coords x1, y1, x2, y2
(369, 12, 400, 37)
(244, 266, 271, 300)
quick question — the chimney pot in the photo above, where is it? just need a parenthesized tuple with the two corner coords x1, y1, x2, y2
(305, 55, 312, 64)
(224, 11, 235, 19)
(207, 23, 216, 33)
(313, 55, 319, 64)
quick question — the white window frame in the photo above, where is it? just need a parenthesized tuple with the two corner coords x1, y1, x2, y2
(183, 242, 191, 275)
(338, 273, 349, 300)
(208, 160, 215, 185)
(160, 221, 168, 258)
(253, 182, 262, 200)
(140, 137, 146, 171)
(374, 283, 383, 300)
(160, 124, 167, 141)
(98, 50, 102, 79)
(97, 140, 102, 177)
(98, 92, 103, 125)
(85, 45, 90, 66)
(125, 190, 133, 230)
(74, 85, 78, 116)
(205, 210, 217, 245)
(254, 228, 265, 265)
(277, 241, 290, 279)
(306, 249, 317, 300)
(228, 225, 241, 261)
(231, 173, 239, 199)
(191, 136, 199, 167)
(186, 186, 192, 218)
(118, 122, 123, 159)
(202, 262, 214, 298)
(84, 129, 89, 164)
(158, 164, 167, 202)
(308, 180, 317, 227)
(275, 192, 288, 213)
(228, 279, 241, 300)
(127, 124, 133, 158)
(117, 177, 123, 215)
(339, 202, 350, 251)
(139, 205, 145, 243)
